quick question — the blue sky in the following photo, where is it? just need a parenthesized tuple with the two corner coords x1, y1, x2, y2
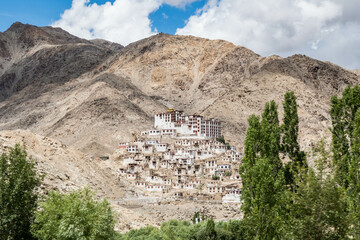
(0, 0, 359, 69)
(149, 1, 207, 34)
(0, 0, 72, 31)
(0, 0, 207, 34)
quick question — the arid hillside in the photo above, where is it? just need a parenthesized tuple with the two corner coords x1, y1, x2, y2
(1, 24, 359, 157)
(109, 35, 360, 150)
(0, 129, 242, 232)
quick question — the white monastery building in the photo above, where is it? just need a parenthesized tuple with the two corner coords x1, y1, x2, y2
(116, 108, 242, 204)
(154, 108, 221, 138)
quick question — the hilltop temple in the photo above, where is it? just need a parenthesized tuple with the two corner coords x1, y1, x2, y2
(115, 108, 242, 203)
(141, 108, 221, 139)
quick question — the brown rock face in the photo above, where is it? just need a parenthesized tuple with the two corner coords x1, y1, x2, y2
(0, 23, 359, 155)
(107, 34, 359, 150)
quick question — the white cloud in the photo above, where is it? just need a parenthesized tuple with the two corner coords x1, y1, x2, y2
(176, 0, 360, 69)
(53, 0, 360, 69)
(53, 0, 160, 46)
(163, 0, 200, 8)
(53, 0, 200, 46)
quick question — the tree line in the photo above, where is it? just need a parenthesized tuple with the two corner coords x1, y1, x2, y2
(0, 145, 116, 240)
(1, 86, 360, 239)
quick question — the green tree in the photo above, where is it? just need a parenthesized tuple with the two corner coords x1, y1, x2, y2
(117, 219, 244, 240)
(348, 109, 360, 237)
(240, 101, 288, 239)
(281, 91, 306, 185)
(330, 86, 360, 238)
(330, 86, 360, 187)
(0, 144, 41, 240)
(216, 136, 226, 145)
(349, 109, 360, 194)
(196, 219, 217, 240)
(240, 115, 261, 215)
(241, 100, 281, 171)
(193, 212, 200, 224)
(282, 92, 300, 160)
(31, 188, 116, 240)
(260, 100, 281, 170)
(160, 220, 194, 240)
(289, 140, 349, 240)
(240, 157, 288, 239)
(217, 136, 231, 150)
(117, 226, 163, 240)
(242, 114, 261, 167)
(212, 175, 220, 180)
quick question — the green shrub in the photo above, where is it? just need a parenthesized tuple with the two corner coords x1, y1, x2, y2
(31, 188, 116, 240)
(212, 175, 220, 180)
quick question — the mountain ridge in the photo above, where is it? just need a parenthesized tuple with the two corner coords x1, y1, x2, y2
(0, 22, 359, 155)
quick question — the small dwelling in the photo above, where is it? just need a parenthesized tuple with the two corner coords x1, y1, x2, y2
(119, 142, 129, 148)
(126, 173, 137, 180)
(161, 129, 176, 136)
(222, 193, 241, 203)
(148, 130, 161, 136)
(135, 182, 147, 187)
(155, 143, 168, 152)
(207, 186, 224, 194)
(218, 164, 231, 170)
(146, 185, 166, 192)
(126, 145, 139, 153)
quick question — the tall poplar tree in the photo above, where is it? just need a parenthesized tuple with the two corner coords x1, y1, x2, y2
(350, 109, 360, 195)
(348, 109, 360, 237)
(281, 92, 304, 162)
(242, 114, 261, 167)
(240, 100, 288, 239)
(260, 100, 281, 170)
(240, 115, 261, 215)
(281, 91, 306, 185)
(330, 86, 360, 188)
(330, 86, 360, 238)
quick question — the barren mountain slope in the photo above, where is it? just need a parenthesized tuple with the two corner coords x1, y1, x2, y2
(0, 130, 159, 232)
(0, 22, 122, 101)
(0, 25, 359, 155)
(0, 129, 242, 232)
(110, 33, 260, 112)
(199, 54, 360, 148)
(0, 129, 123, 196)
(0, 22, 90, 76)
(0, 72, 166, 156)
(107, 34, 359, 149)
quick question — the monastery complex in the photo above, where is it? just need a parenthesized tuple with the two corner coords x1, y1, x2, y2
(116, 108, 242, 204)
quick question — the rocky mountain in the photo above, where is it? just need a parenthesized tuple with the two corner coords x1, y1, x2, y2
(2, 24, 358, 156)
(0, 22, 123, 101)
(108, 34, 359, 150)
(0, 22, 359, 230)
(353, 69, 360, 76)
